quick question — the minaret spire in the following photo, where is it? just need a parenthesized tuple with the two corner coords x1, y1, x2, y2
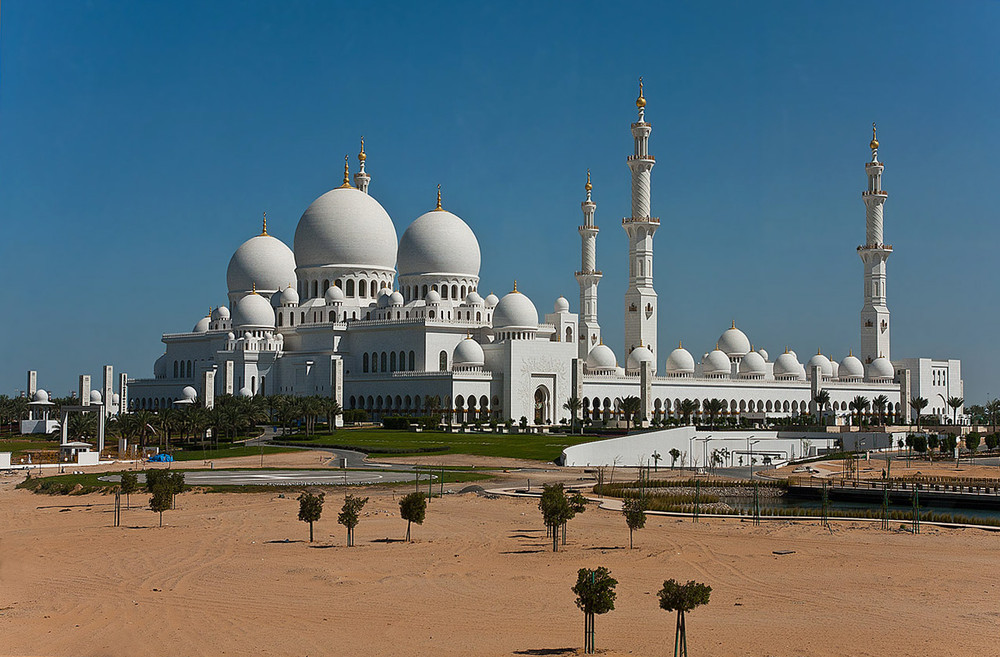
(859, 122, 891, 363)
(576, 168, 603, 360)
(622, 77, 659, 368)
(354, 137, 371, 193)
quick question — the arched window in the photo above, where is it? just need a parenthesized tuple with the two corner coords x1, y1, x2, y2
(429, 310, 435, 319)
(476, 311, 481, 321)
(566, 327, 573, 342)
(173, 361, 178, 378)
(277, 313, 283, 327)
(289, 313, 294, 326)
(380, 352, 387, 372)
(335, 279, 343, 289)
(363, 353, 369, 373)
(187, 361, 193, 377)
(422, 284, 428, 298)
(432, 284, 438, 292)
(408, 350, 415, 371)
(442, 286, 448, 300)
(451, 284, 458, 299)
(461, 285, 467, 299)
(439, 350, 448, 371)
(390, 352, 397, 372)
(359, 280, 367, 298)
(300, 312, 305, 324)
(346, 280, 355, 297)
(323, 279, 330, 293)
(371, 281, 378, 298)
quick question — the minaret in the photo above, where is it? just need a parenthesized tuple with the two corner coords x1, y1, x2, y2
(859, 122, 891, 363)
(354, 137, 370, 193)
(576, 169, 602, 360)
(623, 77, 659, 363)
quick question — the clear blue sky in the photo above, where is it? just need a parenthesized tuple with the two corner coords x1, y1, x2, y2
(2, 1, 997, 400)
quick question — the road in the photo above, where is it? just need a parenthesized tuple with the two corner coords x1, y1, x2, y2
(100, 469, 420, 486)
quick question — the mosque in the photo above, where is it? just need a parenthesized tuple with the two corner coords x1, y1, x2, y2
(127, 82, 963, 428)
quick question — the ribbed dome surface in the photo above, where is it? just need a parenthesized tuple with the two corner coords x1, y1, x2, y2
(293, 187, 397, 270)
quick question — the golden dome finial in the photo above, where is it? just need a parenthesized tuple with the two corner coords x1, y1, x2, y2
(678, 340, 682, 348)
(358, 136, 366, 162)
(435, 184, 442, 211)
(849, 348, 854, 357)
(870, 122, 879, 151)
(818, 347, 822, 355)
(585, 169, 592, 192)
(251, 282, 257, 295)
(512, 280, 519, 293)
(261, 211, 268, 236)
(208, 306, 212, 317)
(731, 319, 736, 329)
(340, 155, 352, 188)
(636, 76, 646, 109)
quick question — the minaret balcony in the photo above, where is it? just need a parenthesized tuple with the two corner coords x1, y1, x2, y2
(622, 216, 659, 225)
(575, 270, 603, 277)
(862, 190, 888, 198)
(626, 154, 656, 162)
(857, 244, 893, 252)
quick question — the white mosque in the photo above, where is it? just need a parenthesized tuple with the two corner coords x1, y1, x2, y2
(127, 82, 963, 427)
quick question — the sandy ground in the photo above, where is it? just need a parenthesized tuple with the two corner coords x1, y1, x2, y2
(776, 455, 1000, 481)
(1, 477, 998, 657)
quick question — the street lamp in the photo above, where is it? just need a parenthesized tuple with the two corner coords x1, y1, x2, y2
(748, 438, 760, 479)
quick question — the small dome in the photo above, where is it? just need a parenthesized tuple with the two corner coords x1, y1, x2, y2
(840, 353, 865, 380)
(211, 306, 231, 321)
(227, 331, 236, 340)
(829, 359, 840, 378)
(492, 289, 538, 330)
(397, 208, 481, 278)
(279, 285, 299, 307)
(389, 290, 404, 306)
(90, 390, 103, 404)
(757, 348, 768, 361)
(787, 349, 798, 361)
(243, 331, 252, 340)
(154, 354, 168, 378)
(33, 389, 49, 403)
(293, 187, 397, 271)
(739, 350, 767, 377)
(484, 292, 499, 308)
(626, 346, 655, 371)
(233, 292, 276, 329)
(718, 324, 751, 357)
(586, 344, 617, 370)
(425, 289, 441, 304)
(376, 290, 391, 308)
(703, 349, 731, 376)
(867, 357, 895, 381)
(465, 291, 483, 305)
(325, 285, 345, 303)
(453, 337, 485, 368)
(806, 352, 833, 379)
(773, 351, 804, 379)
(182, 386, 197, 400)
(227, 233, 296, 297)
(237, 386, 253, 398)
(553, 296, 570, 313)
(193, 316, 211, 333)
(664, 346, 695, 375)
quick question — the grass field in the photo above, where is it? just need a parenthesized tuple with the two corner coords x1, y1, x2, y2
(279, 428, 608, 461)
(169, 445, 297, 462)
(0, 438, 59, 457)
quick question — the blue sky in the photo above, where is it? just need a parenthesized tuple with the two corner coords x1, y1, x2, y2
(2, 1, 998, 400)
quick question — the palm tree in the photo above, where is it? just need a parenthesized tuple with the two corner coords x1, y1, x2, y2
(651, 451, 661, 472)
(563, 396, 583, 434)
(620, 396, 642, 432)
(986, 398, 1000, 434)
(679, 399, 699, 426)
(849, 395, 870, 428)
(872, 394, 890, 427)
(132, 410, 157, 448)
(300, 396, 324, 436)
(947, 396, 964, 426)
(704, 399, 726, 428)
(813, 390, 830, 426)
(910, 396, 928, 432)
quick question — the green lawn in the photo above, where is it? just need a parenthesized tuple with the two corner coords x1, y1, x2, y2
(279, 428, 607, 461)
(169, 445, 298, 462)
(0, 438, 60, 456)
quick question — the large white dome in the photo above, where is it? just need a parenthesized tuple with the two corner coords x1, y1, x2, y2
(453, 337, 485, 368)
(739, 350, 767, 377)
(233, 292, 276, 329)
(398, 209, 480, 278)
(718, 323, 751, 357)
(293, 187, 397, 271)
(492, 289, 538, 330)
(664, 345, 695, 375)
(703, 349, 731, 376)
(840, 353, 865, 380)
(773, 351, 804, 379)
(193, 316, 211, 333)
(586, 344, 617, 370)
(867, 357, 895, 382)
(626, 346, 655, 371)
(806, 352, 833, 379)
(227, 233, 296, 297)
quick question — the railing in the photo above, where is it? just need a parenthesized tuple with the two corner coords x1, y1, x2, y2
(622, 216, 660, 225)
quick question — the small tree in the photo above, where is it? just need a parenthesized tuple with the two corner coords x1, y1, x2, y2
(911, 396, 928, 431)
(169, 471, 186, 509)
(966, 432, 980, 458)
(985, 433, 999, 452)
(120, 472, 138, 509)
(563, 396, 582, 434)
(912, 434, 927, 456)
(539, 483, 573, 552)
(658, 579, 712, 657)
(669, 448, 681, 469)
(338, 494, 368, 546)
(947, 396, 964, 426)
(651, 451, 662, 472)
(572, 567, 617, 654)
(149, 483, 172, 527)
(298, 491, 325, 542)
(813, 389, 830, 425)
(623, 495, 648, 549)
(399, 491, 427, 542)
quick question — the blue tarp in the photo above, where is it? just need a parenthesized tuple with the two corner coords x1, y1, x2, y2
(148, 453, 174, 462)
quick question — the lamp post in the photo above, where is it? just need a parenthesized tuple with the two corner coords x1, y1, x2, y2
(748, 438, 760, 479)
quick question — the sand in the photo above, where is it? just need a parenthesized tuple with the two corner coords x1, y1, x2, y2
(2, 469, 998, 657)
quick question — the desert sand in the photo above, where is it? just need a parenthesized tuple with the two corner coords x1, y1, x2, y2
(1, 470, 998, 657)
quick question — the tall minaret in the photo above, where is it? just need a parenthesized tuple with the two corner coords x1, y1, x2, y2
(354, 137, 370, 193)
(623, 77, 659, 363)
(576, 169, 602, 360)
(859, 122, 891, 364)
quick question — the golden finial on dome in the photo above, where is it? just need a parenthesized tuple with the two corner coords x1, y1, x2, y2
(512, 280, 519, 293)
(359, 136, 366, 162)
(849, 349, 854, 357)
(208, 306, 212, 317)
(251, 282, 258, 295)
(731, 319, 736, 329)
(585, 169, 592, 192)
(261, 211, 268, 236)
(435, 184, 443, 211)
(636, 76, 646, 109)
(678, 340, 682, 348)
(870, 122, 879, 151)
(340, 155, 352, 188)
